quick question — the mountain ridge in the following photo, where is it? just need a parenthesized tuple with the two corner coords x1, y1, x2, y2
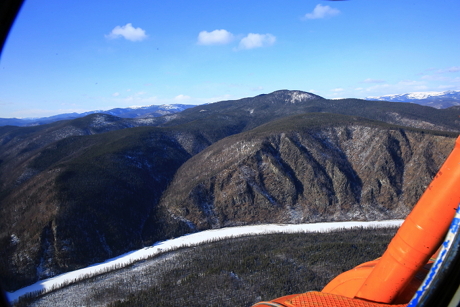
(158, 90, 460, 133)
(366, 90, 460, 109)
(0, 104, 197, 127)
(0, 90, 459, 292)
(4, 88, 460, 128)
(157, 114, 455, 232)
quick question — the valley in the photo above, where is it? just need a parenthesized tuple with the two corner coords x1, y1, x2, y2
(0, 90, 459, 296)
(12, 223, 401, 307)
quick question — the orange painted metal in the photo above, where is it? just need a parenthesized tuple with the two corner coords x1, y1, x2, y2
(353, 136, 460, 303)
(252, 291, 409, 307)
(321, 259, 379, 298)
(321, 256, 437, 303)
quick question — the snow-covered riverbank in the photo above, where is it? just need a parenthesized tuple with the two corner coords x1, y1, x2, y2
(7, 220, 403, 303)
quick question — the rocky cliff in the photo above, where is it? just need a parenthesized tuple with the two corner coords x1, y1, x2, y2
(158, 114, 456, 230)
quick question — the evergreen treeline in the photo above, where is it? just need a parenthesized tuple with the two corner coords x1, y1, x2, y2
(16, 227, 397, 307)
(109, 227, 398, 307)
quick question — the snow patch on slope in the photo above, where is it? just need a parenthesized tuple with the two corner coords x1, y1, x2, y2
(289, 91, 317, 103)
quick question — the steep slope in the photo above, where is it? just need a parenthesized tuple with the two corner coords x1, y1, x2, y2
(0, 125, 213, 291)
(0, 114, 164, 207)
(0, 108, 267, 291)
(157, 113, 456, 231)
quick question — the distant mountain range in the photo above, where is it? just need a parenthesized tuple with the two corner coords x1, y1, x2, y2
(0, 104, 197, 127)
(366, 90, 460, 109)
(2, 90, 460, 127)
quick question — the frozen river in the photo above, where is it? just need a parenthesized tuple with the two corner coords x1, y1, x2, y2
(7, 220, 404, 303)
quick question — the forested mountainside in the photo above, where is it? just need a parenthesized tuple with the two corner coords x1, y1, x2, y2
(158, 113, 455, 231)
(157, 90, 460, 132)
(0, 90, 459, 291)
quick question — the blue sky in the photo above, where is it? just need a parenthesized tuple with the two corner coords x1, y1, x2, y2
(0, 0, 459, 118)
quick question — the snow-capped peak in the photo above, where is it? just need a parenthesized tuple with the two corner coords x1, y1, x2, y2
(406, 91, 445, 99)
(366, 90, 460, 109)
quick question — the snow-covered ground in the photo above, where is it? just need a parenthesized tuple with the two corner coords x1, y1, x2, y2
(7, 220, 403, 303)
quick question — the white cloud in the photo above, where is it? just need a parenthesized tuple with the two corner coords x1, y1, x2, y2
(398, 80, 425, 87)
(113, 94, 216, 107)
(112, 92, 120, 97)
(420, 75, 449, 81)
(362, 84, 390, 93)
(332, 88, 344, 92)
(304, 4, 340, 20)
(106, 23, 147, 42)
(122, 96, 158, 104)
(362, 78, 386, 84)
(237, 33, 276, 50)
(10, 108, 94, 118)
(432, 66, 460, 74)
(359, 79, 432, 97)
(446, 66, 460, 73)
(438, 85, 459, 90)
(197, 29, 234, 45)
(174, 94, 191, 101)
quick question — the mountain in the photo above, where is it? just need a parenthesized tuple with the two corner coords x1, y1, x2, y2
(366, 90, 460, 109)
(0, 90, 459, 291)
(156, 113, 456, 231)
(0, 104, 197, 127)
(154, 90, 460, 132)
(4, 89, 460, 128)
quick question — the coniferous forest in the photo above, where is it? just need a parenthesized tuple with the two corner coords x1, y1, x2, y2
(17, 227, 397, 307)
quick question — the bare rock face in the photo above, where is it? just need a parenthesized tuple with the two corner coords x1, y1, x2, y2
(159, 123, 455, 230)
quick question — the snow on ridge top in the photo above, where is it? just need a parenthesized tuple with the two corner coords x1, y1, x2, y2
(161, 104, 185, 110)
(367, 90, 460, 101)
(128, 105, 151, 109)
(407, 91, 445, 99)
(365, 95, 391, 100)
(289, 91, 317, 103)
(127, 104, 182, 110)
